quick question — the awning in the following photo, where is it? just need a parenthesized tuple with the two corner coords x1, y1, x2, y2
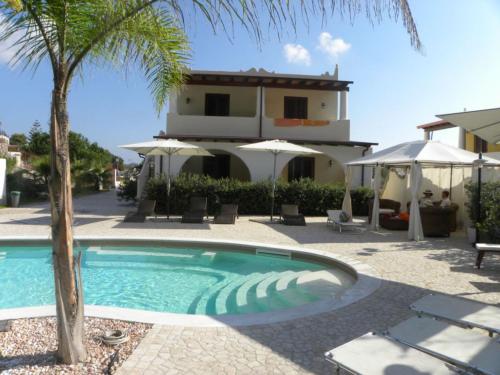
(437, 107, 500, 145)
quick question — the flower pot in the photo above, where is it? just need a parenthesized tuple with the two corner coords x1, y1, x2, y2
(467, 227, 476, 243)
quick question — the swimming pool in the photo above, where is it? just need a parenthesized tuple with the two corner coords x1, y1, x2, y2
(0, 244, 355, 316)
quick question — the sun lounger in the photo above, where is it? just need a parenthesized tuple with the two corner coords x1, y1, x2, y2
(326, 210, 362, 232)
(123, 199, 156, 222)
(410, 293, 500, 336)
(475, 243, 500, 269)
(214, 204, 238, 224)
(280, 204, 306, 226)
(387, 316, 500, 375)
(181, 196, 208, 223)
(324, 332, 461, 375)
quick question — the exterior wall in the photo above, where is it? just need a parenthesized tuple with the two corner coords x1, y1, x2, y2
(177, 85, 257, 117)
(180, 150, 251, 181)
(264, 88, 338, 121)
(463, 131, 500, 152)
(158, 142, 366, 184)
(261, 118, 350, 142)
(279, 154, 345, 184)
(167, 85, 350, 142)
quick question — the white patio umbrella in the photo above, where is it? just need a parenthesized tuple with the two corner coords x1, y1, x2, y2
(120, 139, 213, 219)
(237, 139, 321, 222)
(438, 107, 500, 145)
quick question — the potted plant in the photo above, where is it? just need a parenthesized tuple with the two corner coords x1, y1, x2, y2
(465, 183, 479, 243)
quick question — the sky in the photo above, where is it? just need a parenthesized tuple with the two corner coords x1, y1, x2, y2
(1, 1, 500, 163)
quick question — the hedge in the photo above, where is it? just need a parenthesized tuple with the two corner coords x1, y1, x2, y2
(145, 174, 373, 216)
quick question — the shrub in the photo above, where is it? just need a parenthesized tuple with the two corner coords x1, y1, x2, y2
(465, 181, 500, 243)
(145, 174, 372, 216)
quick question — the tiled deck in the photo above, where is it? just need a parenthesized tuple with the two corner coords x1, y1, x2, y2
(1, 192, 499, 374)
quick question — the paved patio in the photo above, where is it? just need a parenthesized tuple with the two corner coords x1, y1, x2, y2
(1, 191, 499, 374)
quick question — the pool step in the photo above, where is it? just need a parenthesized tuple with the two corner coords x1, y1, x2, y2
(275, 270, 310, 292)
(235, 273, 279, 312)
(215, 272, 278, 315)
(295, 270, 346, 299)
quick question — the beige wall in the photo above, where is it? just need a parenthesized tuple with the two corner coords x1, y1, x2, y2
(177, 85, 257, 117)
(265, 88, 338, 120)
(279, 155, 345, 184)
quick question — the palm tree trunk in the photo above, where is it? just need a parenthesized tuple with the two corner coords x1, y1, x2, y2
(49, 75, 86, 364)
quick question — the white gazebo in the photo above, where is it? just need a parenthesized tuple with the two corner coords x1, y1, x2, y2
(346, 140, 499, 241)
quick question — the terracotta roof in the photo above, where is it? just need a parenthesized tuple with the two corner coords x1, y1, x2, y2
(416, 119, 455, 130)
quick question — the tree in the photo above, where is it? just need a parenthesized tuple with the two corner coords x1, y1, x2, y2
(27, 121, 50, 155)
(9, 132, 27, 148)
(0, 0, 420, 365)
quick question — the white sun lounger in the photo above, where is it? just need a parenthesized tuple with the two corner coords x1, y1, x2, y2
(410, 293, 500, 336)
(326, 210, 363, 232)
(387, 316, 500, 375)
(324, 332, 462, 375)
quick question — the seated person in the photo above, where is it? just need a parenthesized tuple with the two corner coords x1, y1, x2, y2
(419, 190, 434, 207)
(440, 190, 452, 208)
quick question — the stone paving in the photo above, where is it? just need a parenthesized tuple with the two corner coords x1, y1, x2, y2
(1, 191, 499, 374)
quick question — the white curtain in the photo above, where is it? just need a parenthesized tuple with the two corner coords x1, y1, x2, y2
(341, 166, 353, 219)
(408, 162, 424, 241)
(370, 165, 382, 230)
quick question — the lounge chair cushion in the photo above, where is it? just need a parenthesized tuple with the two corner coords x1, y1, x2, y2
(411, 293, 500, 335)
(325, 332, 457, 375)
(388, 316, 500, 375)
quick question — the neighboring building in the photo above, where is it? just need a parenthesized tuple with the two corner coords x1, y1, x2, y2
(138, 67, 376, 196)
(0, 134, 23, 168)
(417, 119, 500, 155)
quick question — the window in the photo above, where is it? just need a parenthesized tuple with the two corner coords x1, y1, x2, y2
(284, 96, 308, 119)
(205, 94, 230, 116)
(473, 135, 488, 153)
(288, 157, 315, 181)
(202, 154, 230, 179)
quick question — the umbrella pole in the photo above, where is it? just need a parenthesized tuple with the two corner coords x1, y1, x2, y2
(167, 153, 171, 220)
(475, 153, 482, 244)
(271, 152, 277, 221)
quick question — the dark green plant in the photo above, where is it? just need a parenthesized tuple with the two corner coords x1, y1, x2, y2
(145, 174, 371, 216)
(465, 181, 500, 243)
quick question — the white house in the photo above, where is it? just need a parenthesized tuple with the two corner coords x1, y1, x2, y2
(137, 66, 376, 196)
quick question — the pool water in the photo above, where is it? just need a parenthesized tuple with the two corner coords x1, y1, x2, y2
(0, 245, 355, 315)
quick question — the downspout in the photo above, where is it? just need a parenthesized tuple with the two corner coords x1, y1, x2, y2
(259, 86, 263, 138)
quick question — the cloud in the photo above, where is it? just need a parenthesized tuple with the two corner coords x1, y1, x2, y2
(283, 43, 311, 66)
(317, 32, 351, 58)
(0, 14, 22, 67)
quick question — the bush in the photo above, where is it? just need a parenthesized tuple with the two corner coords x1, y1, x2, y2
(145, 174, 372, 216)
(117, 177, 138, 202)
(465, 181, 500, 243)
(6, 169, 48, 202)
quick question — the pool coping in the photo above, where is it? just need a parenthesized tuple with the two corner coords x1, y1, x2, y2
(0, 235, 381, 327)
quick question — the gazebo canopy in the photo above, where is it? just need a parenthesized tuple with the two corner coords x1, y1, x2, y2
(347, 140, 500, 167)
(437, 107, 500, 145)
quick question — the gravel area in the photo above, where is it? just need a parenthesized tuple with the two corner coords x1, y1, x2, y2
(0, 317, 151, 374)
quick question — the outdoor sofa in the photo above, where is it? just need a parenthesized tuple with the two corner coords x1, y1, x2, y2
(280, 204, 306, 226)
(123, 199, 156, 222)
(181, 196, 208, 223)
(368, 199, 401, 224)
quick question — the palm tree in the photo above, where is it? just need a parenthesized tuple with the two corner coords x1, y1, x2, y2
(0, 0, 420, 365)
